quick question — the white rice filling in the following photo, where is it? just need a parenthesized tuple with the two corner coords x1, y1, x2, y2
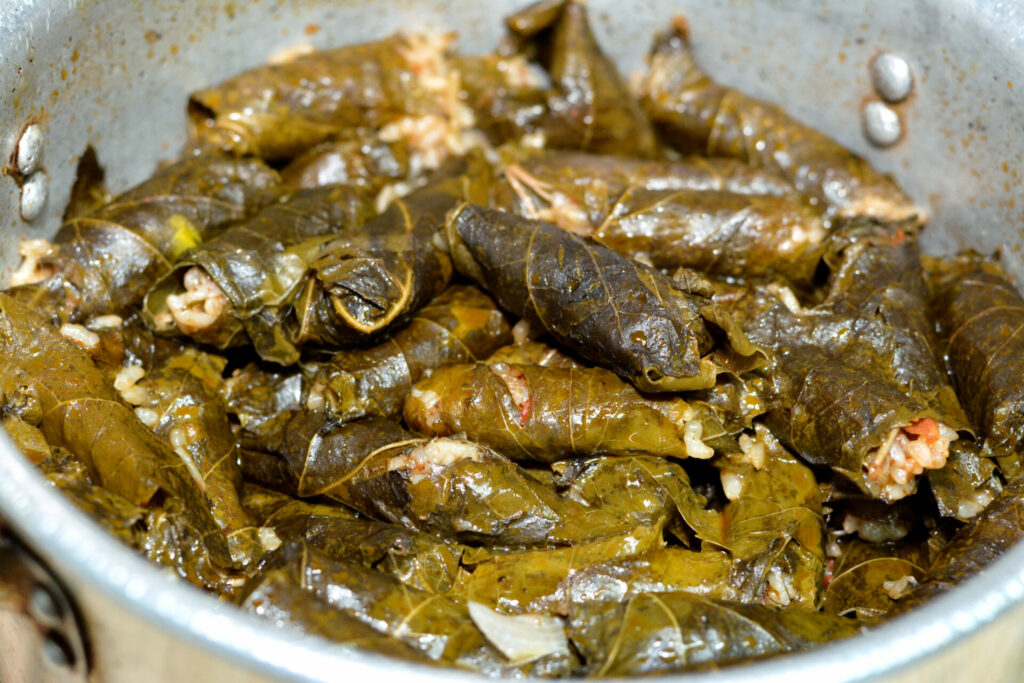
(882, 575, 919, 600)
(168, 424, 207, 489)
(406, 385, 444, 431)
(164, 267, 228, 334)
(381, 32, 483, 175)
(114, 364, 150, 406)
(683, 419, 714, 459)
(87, 314, 124, 330)
(257, 526, 282, 552)
(388, 438, 481, 484)
(765, 566, 798, 607)
(721, 470, 744, 501)
(865, 420, 957, 501)
(489, 362, 531, 419)
(737, 431, 767, 470)
(511, 318, 536, 345)
(60, 323, 101, 355)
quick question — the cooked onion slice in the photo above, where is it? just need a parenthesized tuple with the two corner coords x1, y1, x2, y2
(467, 601, 569, 664)
(865, 418, 957, 501)
(11, 238, 56, 286)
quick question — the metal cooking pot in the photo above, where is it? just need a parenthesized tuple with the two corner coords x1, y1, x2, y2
(1, 1, 1023, 681)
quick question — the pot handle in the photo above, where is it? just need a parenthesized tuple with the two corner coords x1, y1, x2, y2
(0, 529, 90, 683)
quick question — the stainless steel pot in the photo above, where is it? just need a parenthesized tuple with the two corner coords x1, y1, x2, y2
(1, 1, 1023, 681)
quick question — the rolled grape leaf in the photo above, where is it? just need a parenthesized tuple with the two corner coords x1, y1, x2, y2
(36, 446, 251, 593)
(241, 485, 462, 594)
(190, 32, 472, 163)
(246, 542, 576, 675)
(553, 455, 722, 544)
(309, 285, 512, 424)
(932, 253, 1024, 463)
(732, 223, 968, 501)
(145, 184, 375, 364)
(457, 544, 745, 616)
(9, 153, 279, 322)
(129, 350, 269, 566)
(443, 203, 760, 392)
(496, 149, 798, 226)
(404, 362, 726, 461)
(3, 414, 53, 466)
(504, 0, 660, 157)
(287, 431, 629, 547)
(496, 151, 825, 286)
(639, 19, 918, 222)
(266, 411, 412, 498)
(823, 538, 927, 619)
(280, 137, 412, 191)
(568, 592, 862, 676)
(292, 153, 493, 347)
(451, 524, 665, 614)
(894, 475, 1024, 613)
(36, 448, 144, 546)
(237, 552, 434, 665)
(133, 496, 251, 594)
(592, 187, 827, 287)
(222, 362, 307, 451)
(712, 425, 826, 609)
(0, 292, 231, 566)
(926, 440, 1002, 522)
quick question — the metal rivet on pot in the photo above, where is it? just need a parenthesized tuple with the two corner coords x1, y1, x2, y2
(29, 584, 63, 622)
(41, 631, 75, 668)
(863, 101, 902, 147)
(872, 53, 913, 103)
(15, 123, 44, 176)
(20, 171, 48, 221)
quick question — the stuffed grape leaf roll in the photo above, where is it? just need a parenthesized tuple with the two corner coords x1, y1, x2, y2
(404, 362, 726, 461)
(640, 19, 918, 222)
(309, 285, 511, 424)
(568, 592, 862, 675)
(291, 152, 492, 347)
(443, 203, 760, 392)
(0, 292, 231, 568)
(933, 254, 1024, 464)
(145, 184, 374, 364)
(730, 221, 968, 501)
(190, 32, 474, 165)
(10, 153, 278, 323)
